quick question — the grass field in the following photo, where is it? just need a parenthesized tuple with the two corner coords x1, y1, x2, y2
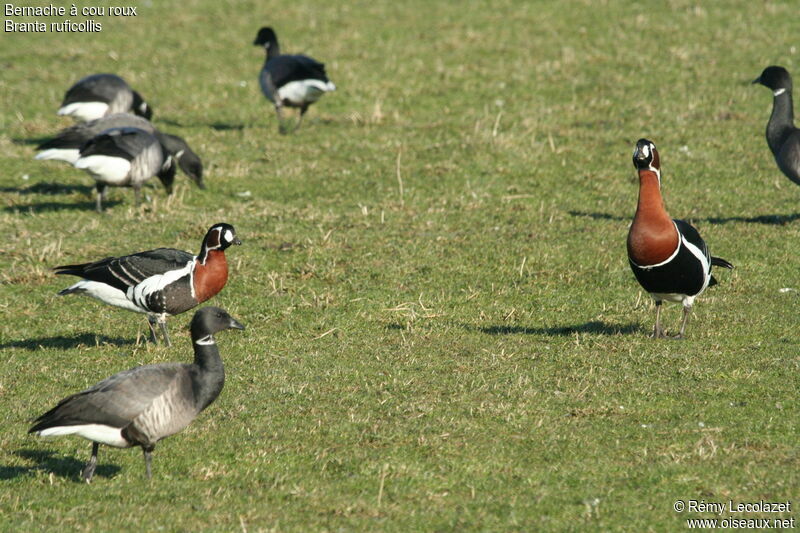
(1, 0, 798, 530)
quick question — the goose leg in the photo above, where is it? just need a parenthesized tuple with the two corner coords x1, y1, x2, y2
(675, 305, 691, 340)
(142, 446, 154, 479)
(133, 186, 142, 207)
(95, 184, 107, 213)
(158, 316, 171, 347)
(294, 104, 310, 131)
(147, 316, 159, 344)
(275, 104, 291, 134)
(652, 300, 665, 338)
(82, 442, 99, 483)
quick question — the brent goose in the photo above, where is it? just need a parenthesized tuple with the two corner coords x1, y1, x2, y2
(36, 113, 205, 189)
(74, 127, 175, 211)
(253, 26, 335, 133)
(58, 73, 152, 122)
(753, 66, 800, 187)
(29, 307, 244, 482)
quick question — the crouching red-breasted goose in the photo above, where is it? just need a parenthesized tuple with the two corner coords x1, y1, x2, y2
(35, 113, 205, 190)
(29, 307, 244, 482)
(752, 66, 800, 187)
(253, 26, 336, 133)
(627, 139, 733, 338)
(74, 126, 177, 212)
(58, 73, 152, 122)
(54, 223, 241, 346)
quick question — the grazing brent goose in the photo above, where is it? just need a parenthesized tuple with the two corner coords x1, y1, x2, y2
(35, 113, 205, 190)
(29, 307, 244, 482)
(58, 73, 153, 122)
(253, 26, 336, 133)
(753, 66, 800, 187)
(627, 139, 733, 338)
(74, 127, 176, 211)
(54, 223, 241, 346)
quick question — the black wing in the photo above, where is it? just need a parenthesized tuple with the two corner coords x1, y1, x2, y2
(55, 247, 193, 292)
(62, 74, 130, 106)
(266, 54, 330, 87)
(79, 127, 158, 161)
(38, 114, 152, 151)
(29, 364, 188, 431)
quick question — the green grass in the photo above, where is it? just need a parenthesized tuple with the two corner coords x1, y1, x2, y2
(1, 0, 798, 530)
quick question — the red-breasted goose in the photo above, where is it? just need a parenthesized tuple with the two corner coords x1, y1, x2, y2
(253, 26, 336, 133)
(29, 307, 244, 482)
(58, 73, 152, 122)
(54, 223, 241, 346)
(627, 139, 733, 338)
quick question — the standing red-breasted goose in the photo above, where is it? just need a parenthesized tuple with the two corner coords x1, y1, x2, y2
(54, 223, 241, 346)
(627, 139, 733, 338)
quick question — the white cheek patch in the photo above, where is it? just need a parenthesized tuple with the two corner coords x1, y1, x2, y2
(224, 229, 234, 243)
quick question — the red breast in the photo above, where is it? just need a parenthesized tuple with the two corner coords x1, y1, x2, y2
(627, 170, 679, 265)
(193, 250, 229, 303)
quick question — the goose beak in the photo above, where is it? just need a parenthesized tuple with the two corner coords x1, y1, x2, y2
(752, 76, 761, 85)
(233, 237, 242, 246)
(229, 318, 246, 331)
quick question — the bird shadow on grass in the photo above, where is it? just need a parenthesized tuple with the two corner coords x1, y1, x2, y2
(474, 320, 643, 336)
(2, 199, 121, 214)
(0, 333, 136, 351)
(0, 182, 92, 196)
(157, 117, 246, 131)
(0, 449, 120, 482)
(568, 210, 628, 222)
(698, 213, 800, 225)
(569, 210, 800, 226)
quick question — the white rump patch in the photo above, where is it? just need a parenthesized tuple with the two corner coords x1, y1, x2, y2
(63, 280, 145, 313)
(57, 102, 109, 122)
(278, 79, 336, 105)
(35, 148, 81, 164)
(36, 424, 130, 448)
(75, 155, 131, 184)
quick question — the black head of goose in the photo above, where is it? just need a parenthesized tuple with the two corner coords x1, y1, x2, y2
(58, 73, 153, 122)
(74, 126, 177, 211)
(29, 306, 245, 482)
(753, 66, 800, 186)
(36, 114, 205, 191)
(253, 26, 336, 133)
(54, 223, 241, 346)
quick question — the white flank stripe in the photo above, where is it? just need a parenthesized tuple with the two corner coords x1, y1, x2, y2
(37, 424, 130, 448)
(64, 280, 145, 313)
(681, 234, 711, 288)
(75, 155, 131, 184)
(277, 79, 335, 105)
(57, 102, 109, 122)
(34, 148, 81, 164)
(129, 260, 194, 309)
